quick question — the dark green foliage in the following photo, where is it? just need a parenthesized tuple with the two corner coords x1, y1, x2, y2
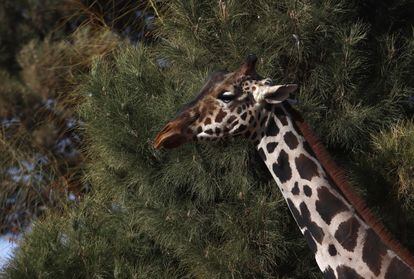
(0, 0, 155, 73)
(350, 121, 414, 247)
(78, 47, 317, 277)
(4, 46, 319, 278)
(0, 0, 155, 235)
(0, 0, 68, 73)
(73, 0, 158, 42)
(1, 0, 414, 278)
(370, 121, 414, 210)
(156, 0, 413, 151)
(0, 26, 121, 234)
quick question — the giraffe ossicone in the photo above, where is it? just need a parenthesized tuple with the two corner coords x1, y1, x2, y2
(153, 55, 414, 279)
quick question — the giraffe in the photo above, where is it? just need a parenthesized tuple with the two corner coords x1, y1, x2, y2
(153, 54, 414, 278)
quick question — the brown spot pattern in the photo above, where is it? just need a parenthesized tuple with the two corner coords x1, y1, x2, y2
(287, 198, 325, 247)
(227, 115, 236, 124)
(302, 141, 316, 157)
(328, 244, 337, 256)
(266, 117, 279, 137)
(291, 182, 300, 195)
(284, 131, 299, 149)
(336, 265, 363, 279)
(240, 112, 247, 120)
(303, 185, 312, 197)
(266, 142, 278, 153)
(334, 217, 360, 252)
(362, 229, 388, 276)
(215, 109, 226, 123)
(274, 107, 284, 115)
(274, 107, 289, 125)
(272, 150, 292, 183)
(234, 124, 247, 134)
(229, 121, 239, 130)
(303, 229, 317, 254)
(299, 202, 325, 244)
(385, 257, 414, 279)
(295, 154, 319, 181)
(323, 266, 336, 279)
(315, 187, 348, 225)
(279, 116, 288, 126)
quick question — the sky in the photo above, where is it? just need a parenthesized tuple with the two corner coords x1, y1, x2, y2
(0, 233, 18, 270)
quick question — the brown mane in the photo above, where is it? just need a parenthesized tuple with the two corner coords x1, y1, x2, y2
(284, 103, 414, 268)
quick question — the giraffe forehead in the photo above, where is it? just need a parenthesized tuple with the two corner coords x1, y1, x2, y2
(192, 82, 250, 112)
(176, 74, 261, 126)
(190, 77, 237, 109)
(200, 72, 260, 100)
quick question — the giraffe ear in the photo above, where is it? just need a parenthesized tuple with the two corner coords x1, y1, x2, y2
(263, 84, 298, 104)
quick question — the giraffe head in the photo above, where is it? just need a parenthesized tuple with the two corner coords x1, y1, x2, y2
(153, 55, 298, 149)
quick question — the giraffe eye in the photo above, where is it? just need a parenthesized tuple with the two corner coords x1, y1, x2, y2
(218, 91, 236, 103)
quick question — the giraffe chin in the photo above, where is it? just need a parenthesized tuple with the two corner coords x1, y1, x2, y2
(153, 131, 188, 149)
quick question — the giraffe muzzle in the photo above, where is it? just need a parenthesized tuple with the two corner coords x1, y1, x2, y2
(153, 122, 188, 149)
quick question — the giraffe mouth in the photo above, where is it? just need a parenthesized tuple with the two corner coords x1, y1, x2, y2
(153, 122, 188, 149)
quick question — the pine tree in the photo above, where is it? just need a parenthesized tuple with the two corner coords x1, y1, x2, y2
(0, 27, 122, 234)
(2, 0, 414, 278)
(0, 0, 73, 233)
(0, 0, 69, 73)
(0, 0, 140, 234)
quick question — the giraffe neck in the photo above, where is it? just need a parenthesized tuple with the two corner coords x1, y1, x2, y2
(252, 104, 414, 279)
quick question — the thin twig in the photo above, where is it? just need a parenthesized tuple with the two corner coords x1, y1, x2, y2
(149, 0, 163, 25)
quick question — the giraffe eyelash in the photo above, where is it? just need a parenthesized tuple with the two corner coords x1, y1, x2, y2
(218, 91, 236, 103)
